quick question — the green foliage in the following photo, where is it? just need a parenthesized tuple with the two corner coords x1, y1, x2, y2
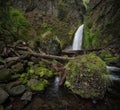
(20, 61, 54, 84)
(65, 81, 71, 88)
(9, 7, 30, 40)
(34, 37, 41, 47)
(0, 1, 30, 44)
(82, 0, 90, 9)
(83, 19, 101, 48)
(20, 73, 29, 84)
(0, 57, 3, 62)
(99, 50, 119, 65)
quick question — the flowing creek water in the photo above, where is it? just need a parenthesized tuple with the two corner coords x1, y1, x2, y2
(10, 25, 120, 110)
(12, 68, 120, 110)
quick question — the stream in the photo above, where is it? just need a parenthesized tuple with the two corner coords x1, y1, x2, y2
(10, 66, 120, 110)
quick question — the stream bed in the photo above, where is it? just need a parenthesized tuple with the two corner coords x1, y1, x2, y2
(7, 67, 120, 110)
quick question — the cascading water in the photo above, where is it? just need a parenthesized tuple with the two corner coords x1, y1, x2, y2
(54, 76, 60, 92)
(72, 24, 84, 50)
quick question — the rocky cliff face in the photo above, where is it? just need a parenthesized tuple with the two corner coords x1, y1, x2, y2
(83, 0, 120, 66)
(83, 0, 120, 52)
(10, 0, 85, 48)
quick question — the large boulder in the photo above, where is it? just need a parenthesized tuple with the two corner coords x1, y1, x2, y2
(40, 31, 61, 55)
(65, 53, 111, 99)
(0, 88, 9, 104)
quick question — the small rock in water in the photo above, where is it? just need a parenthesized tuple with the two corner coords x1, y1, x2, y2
(0, 68, 11, 81)
(21, 91, 32, 101)
(92, 100, 97, 104)
(0, 88, 9, 104)
(5, 104, 12, 110)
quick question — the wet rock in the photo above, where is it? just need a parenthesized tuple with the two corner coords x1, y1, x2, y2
(0, 68, 11, 81)
(0, 88, 9, 104)
(6, 82, 25, 96)
(5, 104, 12, 110)
(21, 91, 32, 101)
(0, 105, 4, 110)
(10, 74, 20, 81)
(0, 65, 4, 69)
(9, 85, 25, 96)
(27, 79, 48, 91)
(11, 62, 24, 73)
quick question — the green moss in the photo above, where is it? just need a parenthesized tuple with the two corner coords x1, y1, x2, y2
(65, 81, 71, 88)
(20, 61, 54, 85)
(65, 53, 111, 99)
(34, 67, 53, 78)
(99, 50, 119, 65)
(20, 73, 29, 84)
(27, 79, 49, 91)
(83, 19, 101, 49)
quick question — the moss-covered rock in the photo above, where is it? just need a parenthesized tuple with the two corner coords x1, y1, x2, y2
(11, 63, 24, 74)
(20, 61, 54, 91)
(99, 49, 119, 65)
(39, 31, 61, 55)
(65, 53, 111, 99)
(27, 79, 48, 91)
(0, 69, 11, 81)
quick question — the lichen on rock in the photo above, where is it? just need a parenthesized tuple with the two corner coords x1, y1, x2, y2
(65, 53, 111, 99)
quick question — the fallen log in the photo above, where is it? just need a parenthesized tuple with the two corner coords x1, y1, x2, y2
(62, 48, 102, 55)
(31, 53, 74, 61)
(6, 45, 75, 61)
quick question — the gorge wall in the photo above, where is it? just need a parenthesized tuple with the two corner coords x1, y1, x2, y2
(10, 0, 85, 48)
(83, 0, 120, 53)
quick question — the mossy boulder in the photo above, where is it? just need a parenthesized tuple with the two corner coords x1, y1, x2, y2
(65, 53, 111, 99)
(99, 49, 119, 65)
(40, 31, 61, 55)
(20, 61, 54, 91)
(27, 79, 48, 91)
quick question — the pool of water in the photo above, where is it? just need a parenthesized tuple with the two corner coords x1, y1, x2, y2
(11, 67, 120, 110)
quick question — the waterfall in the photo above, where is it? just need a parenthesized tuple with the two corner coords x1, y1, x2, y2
(72, 24, 84, 50)
(54, 76, 60, 92)
(106, 66, 120, 71)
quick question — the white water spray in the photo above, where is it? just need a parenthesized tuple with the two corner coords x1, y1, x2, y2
(106, 66, 120, 71)
(54, 76, 60, 92)
(72, 24, 84, 50)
